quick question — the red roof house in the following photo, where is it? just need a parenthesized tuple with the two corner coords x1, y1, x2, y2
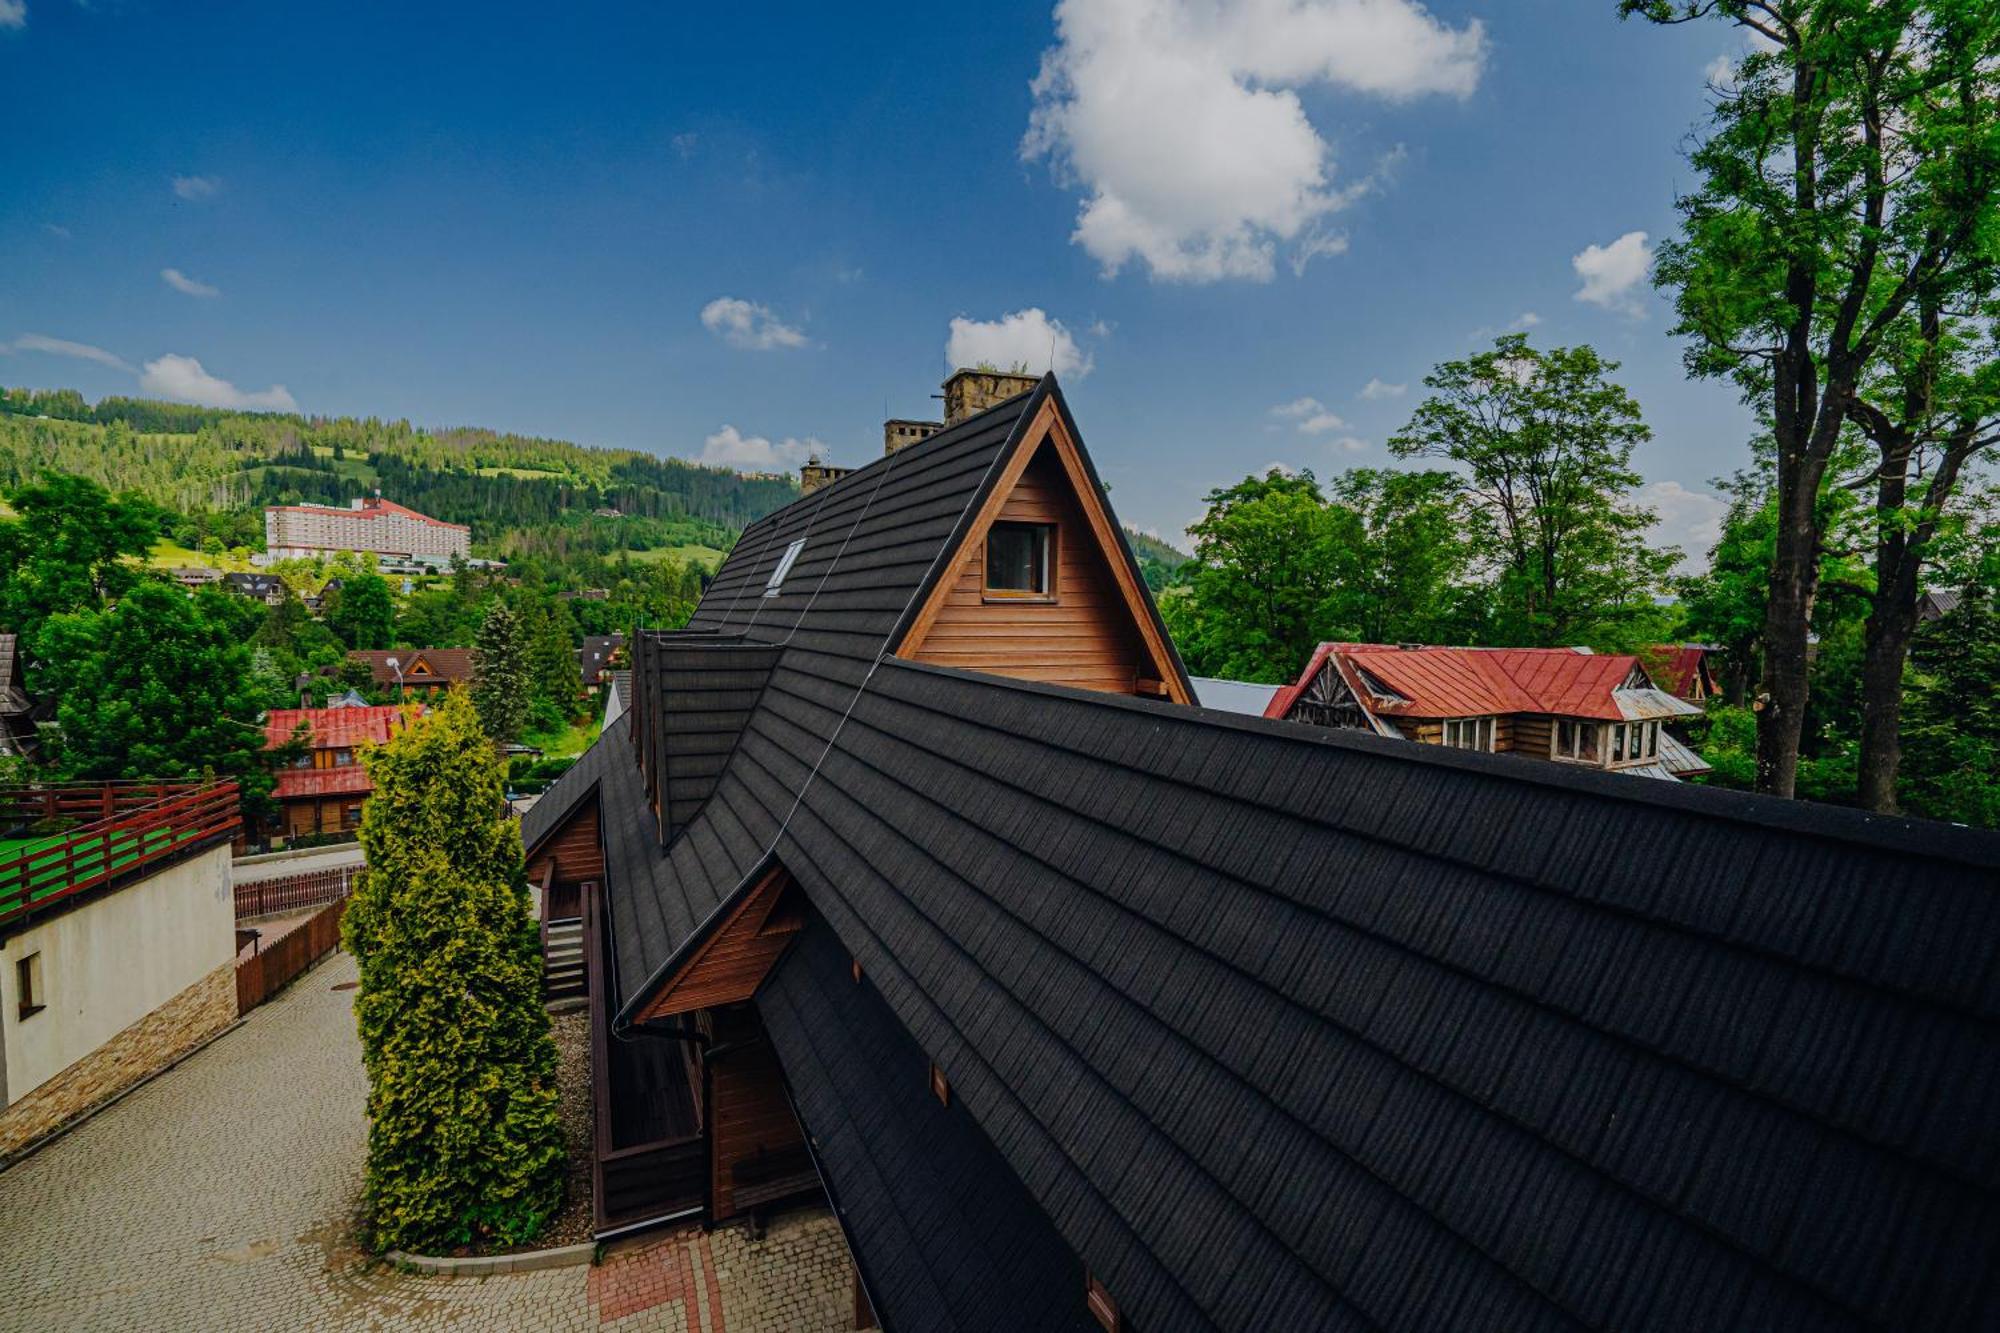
(1267, 643, 1708, 779)
(263, 705, 408, 839)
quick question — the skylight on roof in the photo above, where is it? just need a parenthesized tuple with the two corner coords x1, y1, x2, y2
(763, 538, 807, 598)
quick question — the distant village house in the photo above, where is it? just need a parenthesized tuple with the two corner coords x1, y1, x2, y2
(346, 648, 476, 697)
(262, 705, 406, 840)
(1266, 642, 1710, 779)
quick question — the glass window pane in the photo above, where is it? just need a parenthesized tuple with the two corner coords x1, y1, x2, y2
(986, 524, 1048, 593)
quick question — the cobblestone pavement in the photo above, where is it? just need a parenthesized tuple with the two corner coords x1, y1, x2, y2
(0, 951, 853, 1332)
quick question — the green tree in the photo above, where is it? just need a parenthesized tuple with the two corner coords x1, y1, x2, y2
(1327, 469, 1485, 646)
(340, 690, 564, 1251)
(1164, 468, 1355, 682)
(35, 581, 280, 818)
(1622, 0, 2000, 796)
(1390, 335, 1674, 647)
(1844, 295, 2000, 809)
(0, 473, 160, 643)
(473, 599, 529, 744)
(523, 593, 581, 728)
(326, 572, 397, 651)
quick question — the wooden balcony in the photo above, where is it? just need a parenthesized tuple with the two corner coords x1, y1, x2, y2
(0, 780, 241, 931)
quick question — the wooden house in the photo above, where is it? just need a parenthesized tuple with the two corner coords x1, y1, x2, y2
(346, 648, 476, 697)
(262, 705, 405, 840)
(1266, 641, 1711, 780)
(522, 373, 2000, 1331)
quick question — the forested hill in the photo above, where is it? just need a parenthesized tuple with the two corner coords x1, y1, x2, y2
(0, 385, 799, 560)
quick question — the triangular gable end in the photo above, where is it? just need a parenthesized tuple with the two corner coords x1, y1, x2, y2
(636, 865, 805, 1021)
(895, 393, 1193, 705)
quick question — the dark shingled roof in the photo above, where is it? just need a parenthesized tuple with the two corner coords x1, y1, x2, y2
(550, 375, 2000, 1332)
(760, 914, 1097, 1333)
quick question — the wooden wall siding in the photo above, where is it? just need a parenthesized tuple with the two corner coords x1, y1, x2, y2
(526, 796, 602, 889)
(911, 446, 1152, 695)
(638, 869, 802, 1020)
(1513, 715, 1553, 757)
(707, 1004, 808, 1221)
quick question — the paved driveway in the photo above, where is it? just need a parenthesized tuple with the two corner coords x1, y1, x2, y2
(0, 951, 850, 1332)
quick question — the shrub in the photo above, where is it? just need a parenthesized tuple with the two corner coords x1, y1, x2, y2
(341, 689, 564, 1252)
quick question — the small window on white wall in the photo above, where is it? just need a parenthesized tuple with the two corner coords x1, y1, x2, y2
(16, 952, 44, 1020)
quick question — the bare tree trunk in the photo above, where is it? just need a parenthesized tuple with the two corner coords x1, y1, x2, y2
(1857, 585, 1918, 812)
(1757, 473, 1819, 797)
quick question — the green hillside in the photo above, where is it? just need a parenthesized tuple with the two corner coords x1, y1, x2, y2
(0, 385, 798, 562)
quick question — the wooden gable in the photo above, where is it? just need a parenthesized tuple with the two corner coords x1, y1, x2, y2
(636, 866, 805, 1021)
(406, 654, 434, 677)
(524, 786, 603, 889)
(897, 397, 1192, 704)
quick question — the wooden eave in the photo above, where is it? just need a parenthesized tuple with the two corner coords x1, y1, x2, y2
(892, 393, 1194, 706)
(634, 865, 803, 1022)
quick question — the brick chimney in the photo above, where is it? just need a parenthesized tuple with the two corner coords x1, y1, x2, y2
(800, 456, 854, 495)
(941, 368, 1040, 426)
(884, 418, 943, 456)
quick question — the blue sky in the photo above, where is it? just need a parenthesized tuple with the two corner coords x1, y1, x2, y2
(2, 1, 1756, 561)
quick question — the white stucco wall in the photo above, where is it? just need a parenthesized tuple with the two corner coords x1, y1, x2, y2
(0, 842, 235, 1105)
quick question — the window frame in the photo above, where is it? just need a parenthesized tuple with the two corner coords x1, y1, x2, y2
(981, 522, 1057, 602)
(1552, 718, 1602, 764)
(1441, 716, 1495, 752)
(761, 538, 808, 599)
(16, 951, 44, 1021)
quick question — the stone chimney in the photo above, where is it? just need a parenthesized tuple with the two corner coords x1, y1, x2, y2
(883, 418, 943, 456)
(800, 456, 854, 495)
(941, 368, 1041, 427)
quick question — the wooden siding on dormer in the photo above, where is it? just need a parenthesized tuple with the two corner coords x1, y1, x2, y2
(526, 793, 603, 888)
(911, 446, 1151, 695)
(636, 867, 803, 1021)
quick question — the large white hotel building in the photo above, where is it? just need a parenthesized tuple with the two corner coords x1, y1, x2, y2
(263, 496, 470, 563)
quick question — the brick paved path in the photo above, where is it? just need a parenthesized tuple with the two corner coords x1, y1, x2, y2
(0, 951, 851, 1332)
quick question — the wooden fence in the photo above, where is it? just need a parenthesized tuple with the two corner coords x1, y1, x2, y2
(234, 864, 361, 921)
(0, 782, 240, 929)
(236, 895, 349, 1015)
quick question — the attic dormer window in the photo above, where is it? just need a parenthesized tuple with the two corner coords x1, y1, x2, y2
(763, 538, 807, 598)
(984, 522, 1053, 599)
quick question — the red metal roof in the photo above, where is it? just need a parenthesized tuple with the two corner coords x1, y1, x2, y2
(273, 766, 374, 799)
(263, 705, 406, 750)
(1266, 644, 1652, 722)
(1648, 645, 1709, 698)
(263, 497, 468, 531)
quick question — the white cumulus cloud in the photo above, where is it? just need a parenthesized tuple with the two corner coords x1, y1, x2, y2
(1022, 0, 1484, 283)
(161, 268, 220, 298)
(0, 2, 26, 31)
(139, 354, 295, 411)
(700, 297, 808, 351)
(1271, 397, 1347, 434)
(699, 425, 824, 473)
(945, 308, 1091, 377)
(1573, 230, 1654, 315)
(1329, 435, 1370, 453)
(1359, 377, 1406, 400)
(1637, 479, 1728, 573)
(8, 333, 133, 372)
(172, 175, 221, 201)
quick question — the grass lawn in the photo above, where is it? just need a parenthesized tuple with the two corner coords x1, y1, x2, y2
(625, 543, 726, 570)
(524, 716, 601, 759)
(0, 824, 206, 913)
(146, 539, 257, 572)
